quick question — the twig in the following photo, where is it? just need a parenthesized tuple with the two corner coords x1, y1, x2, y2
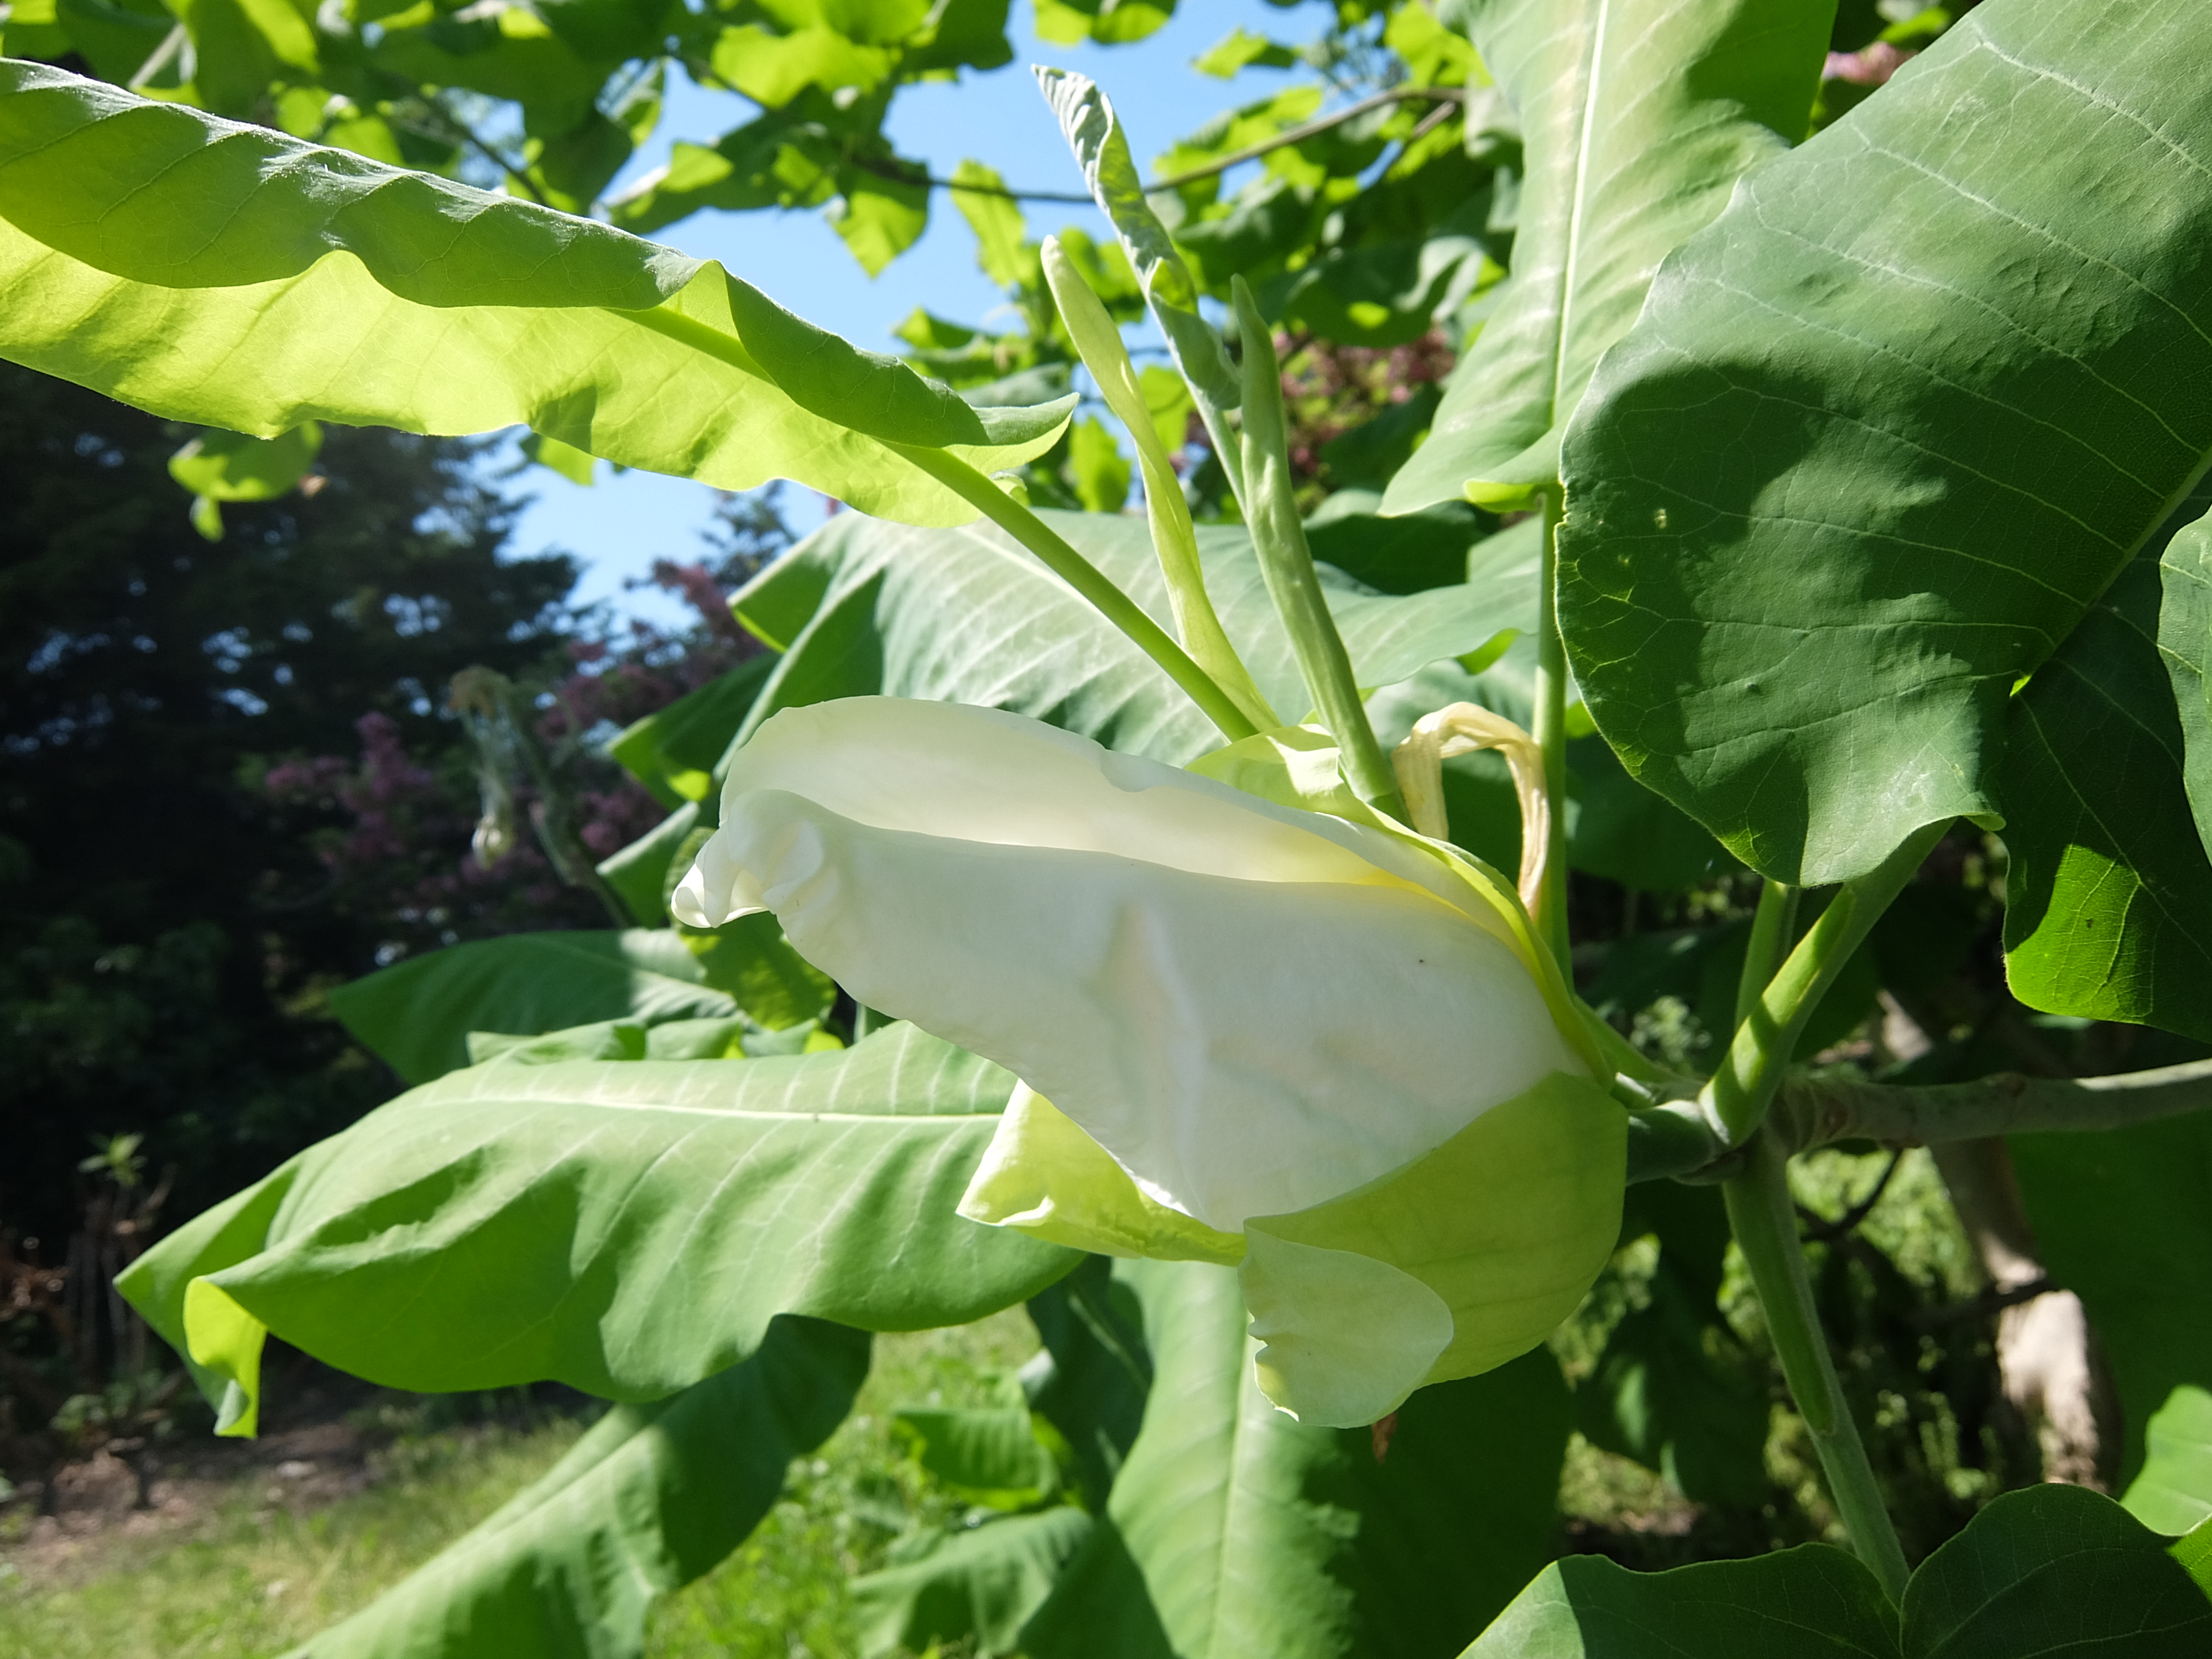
(1771, 1057, 2212, 1155)
(1797, 1148, 1902, 1241)
(843, 85, 1472, 209)
(1630, 1056, 2212, 1185)
(845, 150, 1093, 205)
(1147, 85, 1465, 194)
(1904, 1276, 2054, 1331)
(388, 111, 549, 206)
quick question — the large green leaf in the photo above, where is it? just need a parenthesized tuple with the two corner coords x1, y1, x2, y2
(1465, 1484, 2212, 1657)
(1465, 1545, 1895, 1658)
(609, 655, 776, 808)
(118, 1024, 1077, 1430)
(288, 1317, 869, 1659)
(1901, 1484, 2212, 1657)
(2011, 1112, 2212, 1484)
(0, 64, 1071, 526)
(894, 1405, 1060, 1506)
(1999, 539, 2212, 1039)
(1383, 0, 1832, 512)
(1019, 1259, 1571, 1658)
(2125, 1386, 2212, 1540)
(327, 928, 739, 1085)
(600, 803, 700, 927)
(852, 1507, 1095, 1659)
(1557, 0, 2212, 888)
(1577, 1182, 1767, 1508)
(732, 508, 1538, 766)
(1023, 1255, 1152, 1509)
(2160, 507, 2212, 863)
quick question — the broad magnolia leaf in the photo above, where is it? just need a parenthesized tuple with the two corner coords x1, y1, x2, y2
(1467, 1485, 2212, 1657)
(1578, 1183, 1767, 1508)
(609, 655, 776, 808)
(168, 422, 321, 502)
(599, 803, 700, 927)
(1558, 1, 2212, 888)
(287, 1317, 869, 1659)
(327, 928, 742, 1085)
(463, 1014, 752, 1067)
(0, 64, 1073, 527)
(732, 507, 1539, 766)
(2001, 531, 2212, 1039)
(1468, 1545, 1893, 1658)
(1022, 1255, 1152, 1509)
(117, 1024, 1077, 1432)
(1020, 1260, 1573, 1657)
(1383, 0, 1831, 512)
(1305, 497, 1518, 598)
(894, 1404, 1060, 1506)
(2162, 507, 2212, 855)
(2012, 1113, 2212, 1485)
(852, 1507, 1094, 1659)
(2126, 1386, 2212, 1540)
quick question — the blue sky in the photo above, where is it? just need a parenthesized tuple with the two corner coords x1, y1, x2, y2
(506, 1, 1300, 629)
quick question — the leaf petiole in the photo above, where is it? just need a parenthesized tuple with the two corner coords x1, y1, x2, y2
(884, 442, 1261, 743)
(1706, 822, 1949, 1142)
(1232, 278, 1407, 820)
(1530, 488, 1572, 969)
(1724, 1130, 1912, 1599)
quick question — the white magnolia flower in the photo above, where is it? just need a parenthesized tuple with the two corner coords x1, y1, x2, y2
(675, 697, 1625, 1427)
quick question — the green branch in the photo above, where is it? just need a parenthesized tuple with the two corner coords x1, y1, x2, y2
(1771, 1056, 2212, 1155)
(1628, 1056, 2212, 1185)
(1147, 86, 1465, 193)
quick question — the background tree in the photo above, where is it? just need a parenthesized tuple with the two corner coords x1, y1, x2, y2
(0, 366, 589, 1333)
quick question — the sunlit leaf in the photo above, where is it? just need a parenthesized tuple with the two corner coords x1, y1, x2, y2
(1386, 0, 1830, 512)
(731, 507, 1537, 765)
(1558, 3, 2212, 889)
(1467, 1485, 2212, 1656)
(1019, 1259, 1572, 1656)
(0, 65, 1071, 526)
(293, 1318, 869, 1659)
(951, 158, 1032, 290)
(119, 1023, 1078, 1427)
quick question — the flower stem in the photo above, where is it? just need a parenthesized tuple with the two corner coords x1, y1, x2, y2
(1230, 278, 1407, 818)
(887, 442, 1260, 743)
(1724, 1130, 1911, 1600)
(1042, 238, 1276, 729)
(1530, 489, 1572, 971)
(1706, 822, 1948, 1142)
(1734, 879, 1802, 1031)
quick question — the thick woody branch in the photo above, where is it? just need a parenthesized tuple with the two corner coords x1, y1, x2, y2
(1626, 1057, 2212, 1185)
(1769, 1057, 2212, 1156)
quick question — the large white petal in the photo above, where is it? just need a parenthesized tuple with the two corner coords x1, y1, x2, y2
(673, 698, 1520, 945)
(676, 705, 1583, 1228)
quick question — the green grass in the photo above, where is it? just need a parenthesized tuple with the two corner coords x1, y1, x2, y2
(0, 1417, 588, 1658)
(0, 1311, 1040, 1659)
(646, 1307, 1039, 1659)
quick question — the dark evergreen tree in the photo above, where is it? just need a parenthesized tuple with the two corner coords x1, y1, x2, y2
(0, 364, 590, 1258)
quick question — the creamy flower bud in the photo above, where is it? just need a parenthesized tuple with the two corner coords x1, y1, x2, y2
(676, 698, 1625, 1425)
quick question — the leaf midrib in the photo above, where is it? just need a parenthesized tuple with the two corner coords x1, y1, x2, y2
(1551, 0, 1617, 425)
